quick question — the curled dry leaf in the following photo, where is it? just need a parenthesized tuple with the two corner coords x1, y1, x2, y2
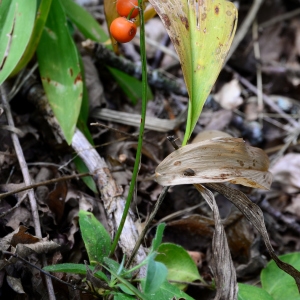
(156, 137, 272, 189)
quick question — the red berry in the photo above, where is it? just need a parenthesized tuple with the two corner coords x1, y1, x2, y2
(116, 0, 139, 18)
(110, 17, 137, 43)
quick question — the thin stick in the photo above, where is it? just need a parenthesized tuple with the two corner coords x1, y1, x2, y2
(0, 172, 91, 200)
(225, 65, 300, 128)
(226, 0, 265, 62)
(1, 84, 56, 299)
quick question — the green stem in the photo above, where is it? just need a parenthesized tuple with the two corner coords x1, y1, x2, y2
(110, 0, 147, 256)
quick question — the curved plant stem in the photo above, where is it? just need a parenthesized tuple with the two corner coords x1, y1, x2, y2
(110, 0, 147, 256)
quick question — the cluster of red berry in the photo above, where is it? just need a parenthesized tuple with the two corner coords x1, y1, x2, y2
(110, 0, 138, 43)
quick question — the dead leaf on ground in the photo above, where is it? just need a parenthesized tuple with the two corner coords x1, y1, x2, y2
(156, 137, 272, 189)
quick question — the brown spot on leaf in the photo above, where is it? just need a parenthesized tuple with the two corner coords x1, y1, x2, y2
(201, 13, 207, 20)
(215, 5, 220, 15)
(180, 16, 189, 30)
(162, 14, 171, 30)
(69, 68, 73, 77)
(74, 73, 82, 84)
(174, 161, 181, 166)
(183, 168, 196, 176)
(226, 10, 232, 16)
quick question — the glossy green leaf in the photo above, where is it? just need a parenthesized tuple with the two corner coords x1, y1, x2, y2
(43, 263, 108, 281)
(61, 0, 109, 44)
(78, 210, 111, 265)
(155, 243, 201, 290)
(0, 0, 36, 84)
(37, 0, 83, 144)
(261, 252, 300, 300)
(11, 0, 52, 76)
(151, 223, 166, 252)
(143, 257, 168, 294)
(146, 280, 194, 300)
(238, 283, 274, 300)
(148, 0, 237, 145)
(103, 257, 132, 279)
(107, 67, 153, 105)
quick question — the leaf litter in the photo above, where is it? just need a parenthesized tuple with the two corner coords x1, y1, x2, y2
(1, 0, 300, 299)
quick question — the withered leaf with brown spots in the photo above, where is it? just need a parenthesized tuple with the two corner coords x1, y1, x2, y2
(155, 137, 272, 189)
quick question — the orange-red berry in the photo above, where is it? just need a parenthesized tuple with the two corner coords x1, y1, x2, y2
(116, 0, 139, 18)
(110, 17, 137, 43)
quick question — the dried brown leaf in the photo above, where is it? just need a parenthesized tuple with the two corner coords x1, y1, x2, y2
(156, 137, 272, 189)
(206, 183, 300, 292)
(195, 184, 237, 300)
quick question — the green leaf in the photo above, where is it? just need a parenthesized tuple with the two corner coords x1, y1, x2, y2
(155, 243, 201, 290)
(61, 0, 109, 44)
(74, 157, 98, 194)
(117, 284, 136, 296)
(143, 257, 168, 294)
(103, 257, 132, 279)
(238, 283, 274, 300)
(78, 210, 111, 265)
(0, 0, 36, 84)
(151, 223, 166, 252)
(148, 0, 237, 145)
(114, 293, 136, 300)
(261, 252, 300, 300)
(146, 280, 194, 300)
(43, 263, 108, 281)
(37, 0, 83, 144)
(11, 0, 52, 76)
(107, 67, 153, 105)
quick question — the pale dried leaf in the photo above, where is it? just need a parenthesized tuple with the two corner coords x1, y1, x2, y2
(214, 79, 243, 110)
(206, 183, 300, 292)
(195, 184, 237, 300)
(6, 276, 26, 294)
(156, 137, 272, 189)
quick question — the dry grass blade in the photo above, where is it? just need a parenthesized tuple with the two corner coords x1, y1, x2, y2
(155, 137, 272, 189)
(195, 184, 238, 300)
(206, 183, 300, 292)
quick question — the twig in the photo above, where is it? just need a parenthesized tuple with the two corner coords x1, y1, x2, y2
(1, 83, 56, 300)
(83, 40, 188, 97)
(0, 172, 91, 200)
(2, 251, 101, 298)
(252, 20, 263, 119)
(225, 65, 300, 129)
(226, 0, 265, 62)
(259, 7, 300, 29)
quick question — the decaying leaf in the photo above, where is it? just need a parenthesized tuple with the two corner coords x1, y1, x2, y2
(196, 184, 237, 300)
(156, 137, 272, 189)
(148, 0, 238, 144)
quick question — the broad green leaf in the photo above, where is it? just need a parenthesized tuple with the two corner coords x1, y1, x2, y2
(148, 0, 237, 145)
(43, 263, 108, 281)
(11, 0, 52, 76)
(146, 280, 194, 300)
(117, 284, 136, 296)
(151, 223, 166, 252)
(78, 210, 111, 265)
(155, 243, 201, 290)
(261, 252, 300, 300)
(107, 67, 153, 105)
(61, 0, 109, 45)
(143, 257, 168, 294)
(37, 0, 83, 144)
(238, 283, 274, 300)
(155, 137, 272, 190)
(0, 0, 36, 84)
